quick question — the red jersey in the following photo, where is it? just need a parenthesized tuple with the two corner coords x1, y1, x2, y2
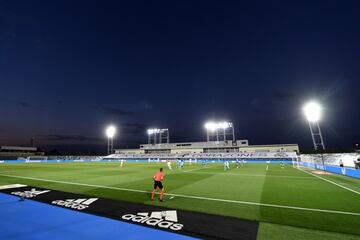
(154, 171, 164, 181)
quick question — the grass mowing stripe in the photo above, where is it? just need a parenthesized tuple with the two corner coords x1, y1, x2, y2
(0, 173, 149, 193)
(182, 165, 217, 173)
(183, 171, 314, 179)
(297, 168, 360, 195)
(1, 173, 360, 217)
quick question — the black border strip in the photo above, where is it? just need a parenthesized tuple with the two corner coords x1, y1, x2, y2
(0, 185, 258, 240)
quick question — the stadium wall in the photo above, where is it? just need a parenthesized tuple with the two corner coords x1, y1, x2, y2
(115, 142, 299, 154)
(300, 161, 360, 179)
(170, 148, 204, 154)
(0, 146, 44, 160)
(115, 149, 145, 154)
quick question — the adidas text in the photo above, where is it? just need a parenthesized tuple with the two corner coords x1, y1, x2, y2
(52, 198, 98, 210)
(11, 189, 50, 198)
(122, 211, 183, 231)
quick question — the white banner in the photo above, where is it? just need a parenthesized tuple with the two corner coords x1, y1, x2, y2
(108, 152, 298, 159)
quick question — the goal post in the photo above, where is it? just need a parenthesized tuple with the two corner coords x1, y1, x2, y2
(295, 155, 318, 170)
(292, 157, 300, 169)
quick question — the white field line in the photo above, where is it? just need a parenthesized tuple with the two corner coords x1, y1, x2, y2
(297, 168, 360, 195)
(182, 171, 314, 179)
(0, 173, 359, 217)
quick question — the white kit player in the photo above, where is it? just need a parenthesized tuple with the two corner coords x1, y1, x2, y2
(167, 160, 172, 170)
(120, 159, 125, 167)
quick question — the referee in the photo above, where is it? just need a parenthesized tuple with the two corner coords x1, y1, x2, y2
(151, 168, 165, 202)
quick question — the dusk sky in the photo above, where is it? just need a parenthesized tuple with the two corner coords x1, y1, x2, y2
(1, 1, 360, 153)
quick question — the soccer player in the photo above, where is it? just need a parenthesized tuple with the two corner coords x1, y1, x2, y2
(204, 159, 208, 168)
(152, 168, 165, 202)
(223, 160, 227, 171)
(226, 160, 230, 170)
(339, 159, 344, 168)
(167, 160, 172, 170)
(266, 160, 270, 170)
(201, 159, 206, 167)
(235, 159, 239, 168)
(280, 160, 285, 169)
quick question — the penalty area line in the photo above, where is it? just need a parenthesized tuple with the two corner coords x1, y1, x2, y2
(0, 173, 359, 217)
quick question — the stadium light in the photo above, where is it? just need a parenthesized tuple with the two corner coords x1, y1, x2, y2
(147, 128, 169, 144)
(147, 128, 161, 135)
(205, 121, 232, 130)
(219, 121, 232, 129)
(303, 101, 322, 123)
(204, 122, 217, 131)
(106, 125, 116, 154)
(302, 101, 325, 152)
(204, 121, 234, 142)
(106, 126, 116, 138)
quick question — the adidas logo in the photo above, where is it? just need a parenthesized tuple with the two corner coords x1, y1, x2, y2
(11, 188, 50, 198)
(52, 198, 98, 210)
(122, 210, 183, 231)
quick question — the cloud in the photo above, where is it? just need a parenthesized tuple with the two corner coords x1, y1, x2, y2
(272, 90, 295, 100)
(135, 102, 153, 111)
(122, 123, 146, 129)
(121, 123, 147, 134)
(37, 134, 103, 143)
(19, 101, 30, 108)
(92, 105, 134, 116)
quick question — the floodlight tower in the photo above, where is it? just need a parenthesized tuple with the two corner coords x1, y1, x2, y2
(147, 128, 169, 144)
(219, 121, 235, 141)
(303, 101, 325, 151)
(204, 121, 235, 142)
(204, 122, 217, 141)
(106, 125, 116, 154)
(159, 128, 170, 143)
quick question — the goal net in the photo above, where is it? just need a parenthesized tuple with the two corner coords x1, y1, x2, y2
(294, 155, 321, 170)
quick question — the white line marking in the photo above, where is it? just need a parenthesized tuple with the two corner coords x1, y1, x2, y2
(0, 174, 148, 194)
(297, 168, 360, 195)
(0, 184, 27, 190)
(0, 173, 359, 217)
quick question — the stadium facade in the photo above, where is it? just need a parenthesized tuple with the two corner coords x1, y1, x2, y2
(0, 146, 44, 160)
(114, 140, 299, 154)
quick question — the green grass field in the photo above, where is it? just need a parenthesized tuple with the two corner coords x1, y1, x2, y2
(0, 162, 359, 240)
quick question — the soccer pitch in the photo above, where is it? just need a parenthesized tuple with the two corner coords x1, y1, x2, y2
(0, 162, 359, 240)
